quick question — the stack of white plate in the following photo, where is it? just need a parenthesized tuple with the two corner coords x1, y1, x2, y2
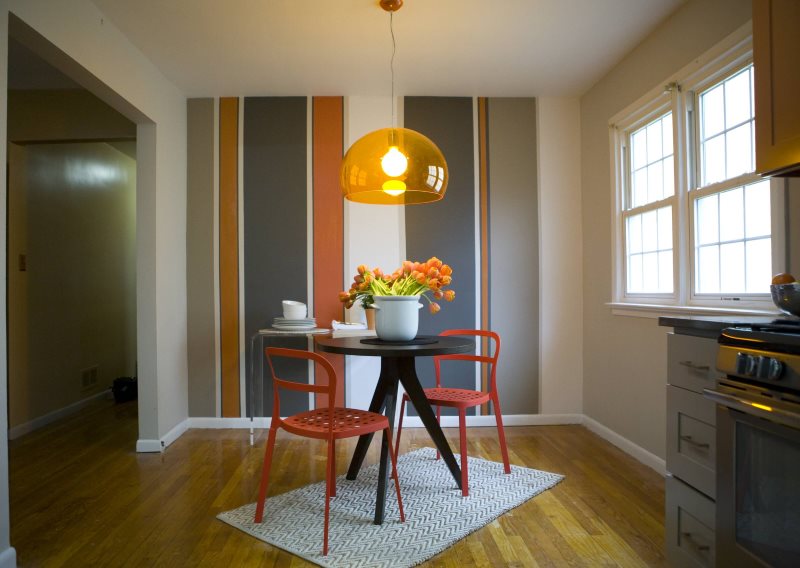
(272, 317, 317, 331)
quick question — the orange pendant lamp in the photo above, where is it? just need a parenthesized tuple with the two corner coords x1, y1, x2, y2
(340, 0, 449, 205)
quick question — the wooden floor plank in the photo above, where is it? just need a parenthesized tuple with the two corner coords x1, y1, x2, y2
(9, 399, 665, 566)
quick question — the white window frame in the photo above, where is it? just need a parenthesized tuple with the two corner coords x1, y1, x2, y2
(609, 24, 786, 317)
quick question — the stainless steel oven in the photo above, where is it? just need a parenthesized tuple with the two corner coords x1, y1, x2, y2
(707, 323, 800, 567)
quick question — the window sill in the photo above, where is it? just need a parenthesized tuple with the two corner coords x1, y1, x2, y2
(607, 302, 780, 319)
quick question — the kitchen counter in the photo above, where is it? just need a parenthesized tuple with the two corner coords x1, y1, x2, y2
(658, 315, 778, 339)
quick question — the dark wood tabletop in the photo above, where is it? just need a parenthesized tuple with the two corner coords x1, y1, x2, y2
(314, 335, 473, 357)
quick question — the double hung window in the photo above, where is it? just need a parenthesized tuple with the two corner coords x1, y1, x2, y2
(611, 33, 784, 312)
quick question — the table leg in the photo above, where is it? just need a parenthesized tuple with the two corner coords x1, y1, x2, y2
(373, 372, 398, 524)
(397, 357, 462, 490)
(346, 359, 398, 480)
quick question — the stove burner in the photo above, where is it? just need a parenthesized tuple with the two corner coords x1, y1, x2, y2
(750, 318, 800, 334)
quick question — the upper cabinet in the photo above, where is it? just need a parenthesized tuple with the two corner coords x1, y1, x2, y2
(754, 0, 800, 176)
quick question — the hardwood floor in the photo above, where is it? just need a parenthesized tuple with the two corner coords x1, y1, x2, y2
(9, 399, 666, 567)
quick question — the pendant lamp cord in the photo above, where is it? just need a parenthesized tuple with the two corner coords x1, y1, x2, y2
(390, 11, 396, 129)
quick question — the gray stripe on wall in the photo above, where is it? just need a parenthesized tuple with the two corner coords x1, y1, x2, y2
(405, 97, 477, 412)
(487, 98, 539, 414)
(243, 97, 309, 416)
(187, 98, 217, 417)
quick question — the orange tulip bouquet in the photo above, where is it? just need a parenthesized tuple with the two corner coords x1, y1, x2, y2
(339, 257, 456, 314)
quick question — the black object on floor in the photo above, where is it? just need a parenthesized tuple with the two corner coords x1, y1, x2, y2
(111, 377, 137, 403)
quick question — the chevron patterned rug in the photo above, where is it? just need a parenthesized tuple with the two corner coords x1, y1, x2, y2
(218, 447, 563, 567)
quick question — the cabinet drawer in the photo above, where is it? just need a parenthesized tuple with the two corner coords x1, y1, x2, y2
(666, 475, 716, 568)
(667, 385, 716, 498)
(668, 333, 722, 394)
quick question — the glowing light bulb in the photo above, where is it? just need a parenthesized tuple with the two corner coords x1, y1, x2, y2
(381, 146, 408, 177)
(382, 180, 407, 196)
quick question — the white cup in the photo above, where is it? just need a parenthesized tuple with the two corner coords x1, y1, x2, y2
(282, 300, 307, 319)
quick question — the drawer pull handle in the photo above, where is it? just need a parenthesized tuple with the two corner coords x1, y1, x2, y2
(679, 360, 710, 372)
(679, 435, 710, 449)
(682, 532, 710, 552)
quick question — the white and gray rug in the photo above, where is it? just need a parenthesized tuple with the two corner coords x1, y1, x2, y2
(218, 447, 563, 567)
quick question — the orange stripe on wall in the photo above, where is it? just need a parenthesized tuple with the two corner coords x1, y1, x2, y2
(313, 97, 345, 407)
(478, 97, 490, 415)
(219, 97, 241, 417)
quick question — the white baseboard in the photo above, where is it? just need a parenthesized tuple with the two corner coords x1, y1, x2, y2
(179, 413, 665, 475)
(161, 419, 189, 448)
(135, 419, 190, 453)
(397, 413, 583, 428)
(582, 416, 666, 475)
(0, 546, 16, 568)
(136, 439, 163, 453)
(8, 390, 109, 440)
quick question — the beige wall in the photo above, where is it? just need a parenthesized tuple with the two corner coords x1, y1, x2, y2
(7, 142, 136, 430)
(579, 0, 752, 460)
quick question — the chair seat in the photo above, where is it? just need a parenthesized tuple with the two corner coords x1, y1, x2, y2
(421, 387, 491, 408)
(283, 407, 389, 439)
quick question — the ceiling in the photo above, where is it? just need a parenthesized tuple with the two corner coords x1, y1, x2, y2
(88, 0, 686, 98)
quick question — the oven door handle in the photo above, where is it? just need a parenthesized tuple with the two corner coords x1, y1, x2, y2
(704, 388, 800, 430)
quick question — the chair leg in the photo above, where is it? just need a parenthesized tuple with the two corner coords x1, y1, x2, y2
(254, 427, 279, 523)
(394, 396, 407, 461)
(459, 408, 468, 497)
(435, 404, 442, 461)
(323, 438, 334, 556)
(330, 438, 337, 497)
(385, 428, 405, 523)
(492, 395, 511, 474)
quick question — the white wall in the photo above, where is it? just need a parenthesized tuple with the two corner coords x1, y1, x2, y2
(343, 96, 405, 409)
(537, 97, 583, 414)
(579, 0, 752, 459)
(1, 0, 188, 447)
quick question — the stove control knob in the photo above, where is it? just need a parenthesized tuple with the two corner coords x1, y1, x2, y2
(736, 352, 753, 375)
(751, 356, 765, 377)
(767, 358, 784, 381)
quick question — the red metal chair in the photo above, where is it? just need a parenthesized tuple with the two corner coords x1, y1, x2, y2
(254, 347, 405, 556)
(394, 329, 510, 496)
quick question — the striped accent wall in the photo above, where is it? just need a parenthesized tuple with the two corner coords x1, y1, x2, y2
(185, 95, 539, 419)
(243, 97, 310, 417)
(312, 97, 345, 408)
(405, 97, 477, 416)
(219, 97, 240, 417)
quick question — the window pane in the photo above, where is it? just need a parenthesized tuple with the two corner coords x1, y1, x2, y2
(663, 156, 675, 198)
(725, 68, 752, 128)
(632, 129, 647, 170)
(720, 242, 745, 293)
(627, 214, 642, 254)
(647, 120, 663, 162)
(633, 168, 648, 208)
(642, 252, 658, 291)
(699, 65, 755, 186)
(628, 111, 673, 209)
(662, 115, 673, 158)
(746, 238, 771, 293)
(628, 254, 643, 292)
(642, 210, 658, 252)
(702, 84, 725, 139)
(703, 134, 725, 186)
(648, 161, 663, 203)
(697, 245, 720, 293)
(725, 122, 753, 178)
(719, 187, 744, 242)
(626, 206, 673, 295)
(659, 250, 674, 293)
(658, 207, 673, 249)
(745, 179, 771, 237)
(696, 194, 719, 245)
(693, 179, 771, 297)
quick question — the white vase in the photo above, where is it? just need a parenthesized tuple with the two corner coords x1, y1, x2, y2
(372, 295, 423, 341)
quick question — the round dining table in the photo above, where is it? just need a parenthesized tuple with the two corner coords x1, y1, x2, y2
(315, 334, 474, 524)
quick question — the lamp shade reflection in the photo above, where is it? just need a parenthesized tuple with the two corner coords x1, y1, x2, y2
(340, 127, 448, 205)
